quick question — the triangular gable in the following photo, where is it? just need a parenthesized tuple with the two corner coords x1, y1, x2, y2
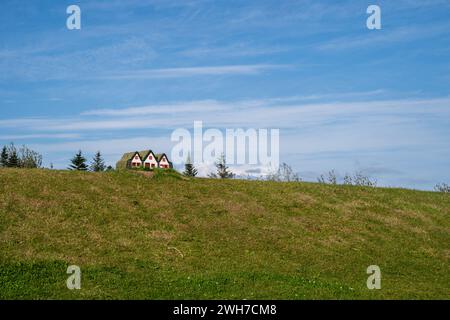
(130, 151, 143, 162)
(157, 153, 168, 163)
(143, 150, 157, 161)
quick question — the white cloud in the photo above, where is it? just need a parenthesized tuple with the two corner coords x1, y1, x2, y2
(316, 23, 450, 51)
(81, 100, 225, 116)
(30, 136, 171, 158)
(0, 133, 80, 141)
(98, 64, 289, 80)
(2, 96, 450, 133)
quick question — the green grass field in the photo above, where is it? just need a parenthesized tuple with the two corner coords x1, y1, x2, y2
(0, 168, 449, 299)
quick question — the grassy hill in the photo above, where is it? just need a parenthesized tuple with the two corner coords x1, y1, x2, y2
(0, 168, 449, 299)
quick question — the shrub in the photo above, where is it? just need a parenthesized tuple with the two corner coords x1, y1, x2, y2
(266, 163, 301, 182)
(318, 170, 376, 187)
(317, 170, 337, 185)
(434, 183, 450, 193)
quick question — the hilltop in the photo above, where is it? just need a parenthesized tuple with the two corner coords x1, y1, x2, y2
(0, 168, 449, 299)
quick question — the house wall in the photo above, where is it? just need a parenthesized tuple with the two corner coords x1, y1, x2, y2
(158, 156, 170, 168)
(143, 154, 158, 168)
(130, 154, 142, 167)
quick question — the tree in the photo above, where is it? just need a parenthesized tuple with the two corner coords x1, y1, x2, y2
(1, 144, 42, 169)
(209, 153, 234, 179)
(69, 150, 88, 171)
(90, 151, 106, 172)
(0, 146, 8, 167)
(7, 143, 19, 168)
(183, 153, 198, 177)
(18, 145, 42, 168)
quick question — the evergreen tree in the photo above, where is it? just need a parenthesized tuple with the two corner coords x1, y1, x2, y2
(183, 153, 198, 177)
(69, 150, 88, 171)
(90, 151, 106, 172)
(0, 146, 8, 167)
(7, 143, 19, 168)
(212, 153, 234, 179)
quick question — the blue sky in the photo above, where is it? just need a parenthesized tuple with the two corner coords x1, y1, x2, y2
(1, 0, 449, 189)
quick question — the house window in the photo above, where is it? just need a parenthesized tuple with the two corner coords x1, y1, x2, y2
(149, 156, 152, 160)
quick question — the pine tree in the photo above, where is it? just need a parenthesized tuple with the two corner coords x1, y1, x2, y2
(213, 153, 234, 179)
(69, 150, 88, 171)
(183, 153, 198, 177)
(0, 146, 8, 167)
(90, 151, 106, 172)
(8, 149, 19, 167)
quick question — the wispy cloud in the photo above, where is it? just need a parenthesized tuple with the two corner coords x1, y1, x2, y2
(30, 136, 169, 155)
(2, 95, 449, 134)
(0, 133, 80, 140)
(316, 23, 450, 51)
(81, 90, 387, 117)
(181, 43, 290, 58)
(81, 100, 225, 116)
(97, 64, 290, 80)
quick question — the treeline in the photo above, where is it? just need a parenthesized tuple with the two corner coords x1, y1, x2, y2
(1, 143, 449, 193)
(0, 143, 42, 168)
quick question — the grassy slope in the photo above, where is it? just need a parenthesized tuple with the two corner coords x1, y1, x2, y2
(0, 168, 449, 299)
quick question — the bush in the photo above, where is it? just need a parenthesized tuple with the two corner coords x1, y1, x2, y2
(318, 170, 377, 187)
(266, 163, 301, 182)
(317, 170, 337, 185)
(344, 171, 377, 187)
(19, 145, 43, 168)
(434, 183, 450, 193)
